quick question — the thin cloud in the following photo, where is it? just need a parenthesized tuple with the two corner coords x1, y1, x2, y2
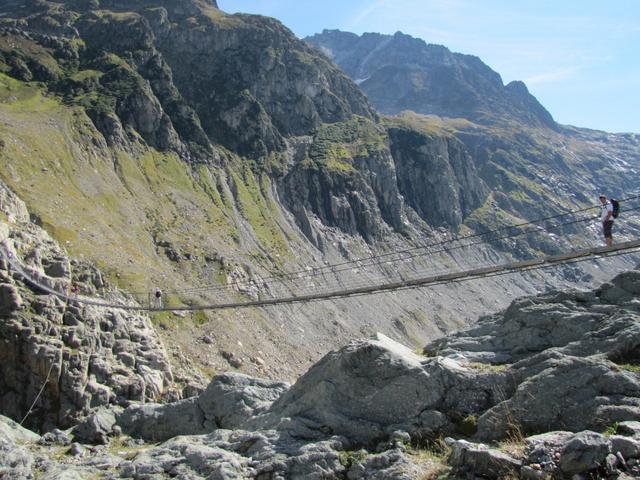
(347, 0, 466, 31)
(525, 68, 577, 86)
(347, 0, 393, 30)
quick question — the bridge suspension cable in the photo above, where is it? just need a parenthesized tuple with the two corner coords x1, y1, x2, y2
(2, 239, 639, 312)
(144, 195, 640, 295)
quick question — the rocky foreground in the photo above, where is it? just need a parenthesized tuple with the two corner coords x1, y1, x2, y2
(3, 187, 640, 478)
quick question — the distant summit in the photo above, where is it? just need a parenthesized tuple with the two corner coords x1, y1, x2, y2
(306, 29, 556, 130)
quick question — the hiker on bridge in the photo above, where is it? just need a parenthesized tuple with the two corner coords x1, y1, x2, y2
(599, 194, 615, 247)
(154, 288, 163, 308)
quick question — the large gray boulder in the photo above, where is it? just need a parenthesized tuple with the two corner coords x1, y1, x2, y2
(477, 353, 640, 440)
(0, 415, 40, 444)
(115, 373, 289, 441)
(449, 439, 522, 478)
(254, 333, 512, 444)
(0, 415, 40, 479)
(117, 398, 209, 442)
(197, 372, 290, 429)
(558, 431, 611, 475)
(425, 269, 640, 364)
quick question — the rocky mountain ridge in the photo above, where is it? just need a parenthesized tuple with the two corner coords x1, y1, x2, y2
(306, 29, 557, 130)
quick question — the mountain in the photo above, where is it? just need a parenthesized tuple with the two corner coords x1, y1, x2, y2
(1, 0, 640, 457)
(306, 29, 557, 130)
(306, 29, 640, 231)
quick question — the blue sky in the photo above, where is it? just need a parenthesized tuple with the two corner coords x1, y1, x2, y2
(221, 1, 640, 133)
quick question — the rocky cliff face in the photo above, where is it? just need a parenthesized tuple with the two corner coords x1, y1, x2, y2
(306, 30, 557, 130)
(0, 1, 373, 160)
(387, 122, 487, 229)
(0, 183, 189, 434)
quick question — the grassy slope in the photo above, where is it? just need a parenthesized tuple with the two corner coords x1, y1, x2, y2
(0, 74, 295, 298)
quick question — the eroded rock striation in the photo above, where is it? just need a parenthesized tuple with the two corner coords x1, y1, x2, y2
(0, 183, 176, 433)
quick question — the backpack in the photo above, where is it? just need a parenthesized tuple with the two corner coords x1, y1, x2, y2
(610, 199, 620, 219)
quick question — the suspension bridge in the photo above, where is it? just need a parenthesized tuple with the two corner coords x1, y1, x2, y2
(2, 194, 640, 312)
(2, 239, 640, 312)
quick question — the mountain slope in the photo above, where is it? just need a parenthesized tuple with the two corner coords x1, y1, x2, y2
(0, 0, 638, 400)
(306, 29, 556, 129)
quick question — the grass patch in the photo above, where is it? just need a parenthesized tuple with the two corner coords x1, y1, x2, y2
(468, 362, 509, 373)
(307, 115, 387, 174)
(617, 363, 640, 374)
(229, 165, 290, 259)
(192, 310, 209, 326)
(69, 69, 103, 83)
(455, 415, 478, 436)
(604, 422, 620, 438)
(338, 450, 368, 469)
(108, 436, 158, 461)
(0, 73, 59, 112)
(408, 438, 452, 480)
(497, 437, 526, 459)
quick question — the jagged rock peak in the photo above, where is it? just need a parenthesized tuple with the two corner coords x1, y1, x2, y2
(306, 29, 557, 129)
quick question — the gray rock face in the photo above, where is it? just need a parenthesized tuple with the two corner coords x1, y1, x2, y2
(198, 372, 290, 429)
(72, 408, 119, 445)
(0, 184, 175, 432)
(306, 30, 556, 129)
(477, 353, 640, 440)
(118, 428, 417, 480)
(0, 415, 39, 479)
(254, 333, 512, 444)
(449, 439, 522, 478)
(424, 268, 640, 440)
(113, 372, 289, 441)
(559, 431, 611, 475)
(388, 125, 487, 228)
(426, 269, 640, 364)
(116, 398, 208, 442)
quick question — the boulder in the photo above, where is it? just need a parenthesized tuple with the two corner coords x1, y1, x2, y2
(0, 415, 39, 479)
(197, 372, 290, 429)
(449, 439, 522, 478)
(116, 398, 209, 442)
(559, 431, 610, 475)
(72, 408, 119, 444)
(39, 428, 71, 446)
(477, 354, 640, 440)
(0, 415, 40, 444)
(255, 333, 512, 444)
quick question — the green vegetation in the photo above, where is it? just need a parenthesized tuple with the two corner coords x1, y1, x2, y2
(617, 363, 640, 374)
(338, 450, 368, 469)
(69, 69, 103, 83)
(0, 73, 58, 111)
(0, 74, 295, 301)
(407, 438, 452, 480)
(455, 414, 478, 436)
(192, 311, 209, 326)
(385, 111, 473, 137)
(229, 164, 291, 260)
(604, 422, 620, 437)
(0, 34, 62, 80)
(306, 116, 387, 174)
(468, 362, 509, 373)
